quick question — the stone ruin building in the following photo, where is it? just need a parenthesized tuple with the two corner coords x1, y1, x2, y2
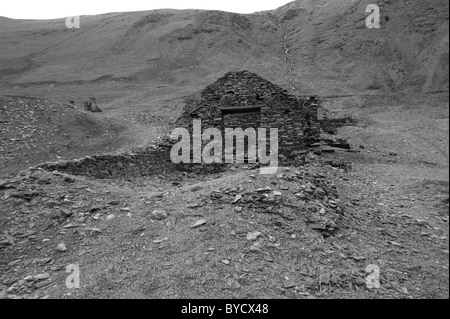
(177, 70, 321, 161)
(38, 71, 322, 179)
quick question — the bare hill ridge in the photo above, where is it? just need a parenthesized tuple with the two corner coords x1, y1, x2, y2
(0, 0, 448, 115)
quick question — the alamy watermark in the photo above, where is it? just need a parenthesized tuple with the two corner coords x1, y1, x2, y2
(65, 16, 80, 29)
(170, 120, 279, 175)
(366, 4, 380, 29)
(66, 264, 80, 289)
(365, 264, 381, 289)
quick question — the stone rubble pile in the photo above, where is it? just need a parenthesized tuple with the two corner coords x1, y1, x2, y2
(209, 168, 345, 238)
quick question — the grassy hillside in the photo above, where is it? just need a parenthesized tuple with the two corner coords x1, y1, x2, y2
(277, 0, 449, 94)
(0, 10, 286, 116)
(0, 0, 448, 115)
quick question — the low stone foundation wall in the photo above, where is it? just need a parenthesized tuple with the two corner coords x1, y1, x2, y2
(38, 143, 228, 179)
(39, 146, 174, 178)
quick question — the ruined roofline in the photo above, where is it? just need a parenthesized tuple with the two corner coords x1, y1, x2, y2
(200, 70, 305, 102)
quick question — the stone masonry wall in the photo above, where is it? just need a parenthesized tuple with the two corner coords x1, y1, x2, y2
(178, 70, 320, 160)
(38, 142, 226, 179)
(38, 146, 174, 179)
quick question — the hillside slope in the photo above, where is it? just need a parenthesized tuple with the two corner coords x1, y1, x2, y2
(0, 10, 286, 115)
(276, 0, 449, 95)
(0, 96, 164, 177)
(0, 0, 448, 113)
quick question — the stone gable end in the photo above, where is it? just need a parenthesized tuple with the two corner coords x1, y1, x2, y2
(178, 70, 320, 160)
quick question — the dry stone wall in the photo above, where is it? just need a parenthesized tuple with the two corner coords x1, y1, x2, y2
(39, 146, 174, 179)
(38, 143, 226, 179)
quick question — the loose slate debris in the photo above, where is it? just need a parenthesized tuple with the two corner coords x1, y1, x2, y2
(151, 210, 168, 221)
(0, 145, 448, 299)
(210, 166, 344, 237)
(192, 219, 207, 228)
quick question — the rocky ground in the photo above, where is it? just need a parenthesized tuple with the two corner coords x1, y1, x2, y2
(0, 96, 168, 177)
(0, 91, 448, 300)
(0, 151, 448, 299)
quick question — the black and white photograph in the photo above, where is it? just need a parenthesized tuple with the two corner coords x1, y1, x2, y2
(0, 0, 448, 304)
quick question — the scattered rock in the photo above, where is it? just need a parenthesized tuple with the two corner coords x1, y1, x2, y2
(7, 259, 20, 267)
(406, 265, 421, 272)
(354, 278, 366, 286)
(0, 240, 12, 248)
(63, 175, 76, 183)
(166, 218, 176, 230)
(192, 219, 207, 228)
(185, 258, 194, 266)
(415, 219, 430, 227)
(263, 255, 274, 263)
(389, 241, 403, 247)
(34, 273, 50, 280)
(86, 228, 102, 237)
(191, 186, 203, 192)
(33, 258, 52, 265)
(60, 208, 73, 218)
(249, 245, 263, 254)
(246, 231, 262, 241)
(352, 256, 367, 262)
(63, 223, 78, 229)
(319, 269, 331, 284)
(331, 276, 340, 285)
(274, 287, 285, 295)
(283, 280, 296, 289)
(151, 210, 168, 221)
(56, 243, 67, 252)
(153, 237, 169, 244)
(35, 279, 52, 289)
(0, 180, 8, 189)
(90, 206, 102, 213)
